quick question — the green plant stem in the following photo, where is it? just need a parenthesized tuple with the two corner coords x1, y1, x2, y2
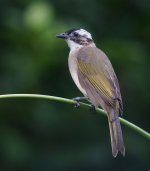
(0, 94, 149, 140)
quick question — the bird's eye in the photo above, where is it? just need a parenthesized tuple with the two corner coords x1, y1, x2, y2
(74, 32, 79, 37)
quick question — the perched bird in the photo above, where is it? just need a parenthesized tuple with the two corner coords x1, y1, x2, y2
(56, 28, 125, 157)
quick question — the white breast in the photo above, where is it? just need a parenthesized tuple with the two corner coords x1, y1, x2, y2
(68, 51, 87, 95)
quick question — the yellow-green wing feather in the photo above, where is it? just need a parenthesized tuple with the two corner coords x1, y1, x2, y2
(76, 46, 122, 112)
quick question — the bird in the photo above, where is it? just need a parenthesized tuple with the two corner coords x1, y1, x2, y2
(56, 28, 125, 157)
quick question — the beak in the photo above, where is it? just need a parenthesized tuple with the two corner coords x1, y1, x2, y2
(56, 33, 68, 39)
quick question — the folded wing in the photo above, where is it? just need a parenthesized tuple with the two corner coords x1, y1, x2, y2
(76, 47, 122, 114)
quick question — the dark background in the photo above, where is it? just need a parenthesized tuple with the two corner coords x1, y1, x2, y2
(0, 0, 150, 170)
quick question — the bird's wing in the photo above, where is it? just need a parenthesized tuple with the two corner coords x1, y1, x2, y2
(76, 47, 122, 113)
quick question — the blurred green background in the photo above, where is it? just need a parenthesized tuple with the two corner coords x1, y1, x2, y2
(0, 0, 150, 170)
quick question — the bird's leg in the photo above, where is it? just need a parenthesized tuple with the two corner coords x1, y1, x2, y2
(88, 104, 96, 113)
(72, 97, 96, 112)
(73, 96, 89, 101)
(72, 96, 89, 108)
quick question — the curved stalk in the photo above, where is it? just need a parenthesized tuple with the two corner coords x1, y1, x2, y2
(0, 94, 149, 140)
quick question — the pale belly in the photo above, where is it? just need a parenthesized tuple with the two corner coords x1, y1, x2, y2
(68, 54, 87, 96)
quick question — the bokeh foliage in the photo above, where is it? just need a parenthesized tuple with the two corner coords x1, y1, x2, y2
(0, 0, 150, 170)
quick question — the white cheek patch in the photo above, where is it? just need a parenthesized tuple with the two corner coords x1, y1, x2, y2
(76, 29, 92, 39)
(66, 39, 83, 51)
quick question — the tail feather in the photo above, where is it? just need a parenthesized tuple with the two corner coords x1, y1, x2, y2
(108, 111, 125, 157)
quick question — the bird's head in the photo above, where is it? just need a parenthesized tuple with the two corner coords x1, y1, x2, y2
(56, 28, 95, 51)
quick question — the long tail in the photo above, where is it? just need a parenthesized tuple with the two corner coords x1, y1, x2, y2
(108, 110, 125, 157)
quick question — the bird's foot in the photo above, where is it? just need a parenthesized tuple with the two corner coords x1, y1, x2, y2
(88, 104, 96, 113)
(74, 101, 80, 108)
(72, 97, 88, 108)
